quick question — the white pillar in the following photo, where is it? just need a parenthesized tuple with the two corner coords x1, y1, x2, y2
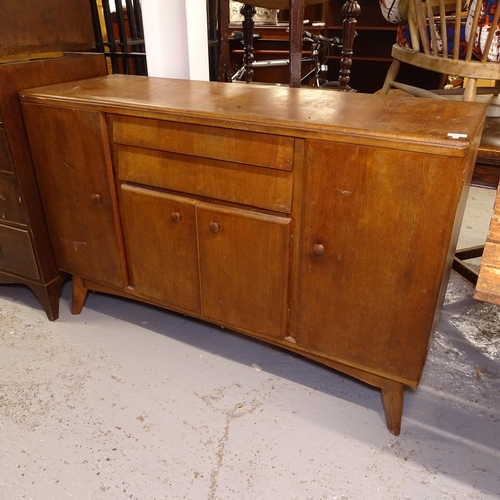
(141, 0, 210, 81)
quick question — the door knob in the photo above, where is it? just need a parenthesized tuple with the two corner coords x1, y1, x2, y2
(209, 221, 220, 233)
(171, 212, 182, 223)
(313, 243, 325, 257)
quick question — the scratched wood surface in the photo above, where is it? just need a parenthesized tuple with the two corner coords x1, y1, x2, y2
(1, 0, 95, 62)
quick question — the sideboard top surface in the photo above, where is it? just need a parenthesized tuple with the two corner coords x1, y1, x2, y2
(20, 75, 487, 157)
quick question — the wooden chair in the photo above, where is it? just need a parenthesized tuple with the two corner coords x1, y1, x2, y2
(380, 0, 500, 284)
(218, 0, 360, 88)
(381, 0, 500, 101)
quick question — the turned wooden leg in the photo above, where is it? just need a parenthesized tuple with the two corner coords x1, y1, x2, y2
(72, 275, 89, 315)
(241, 4, 256, 84)
(339, 0, 361, 91)
(31, 277, 64, 321)
(289, 0, 305, 88)
(381, 380, 404, 436)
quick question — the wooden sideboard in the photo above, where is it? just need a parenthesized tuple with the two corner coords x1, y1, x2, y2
(0, 53, 107, 320)
(20, 75, 486, 434)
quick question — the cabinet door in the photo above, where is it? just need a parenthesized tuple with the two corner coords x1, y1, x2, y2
(21, 105, 126, 288)
(197, 202, 292, 339)
(296, 140, 466, 383)
(119, 184, 201, 313)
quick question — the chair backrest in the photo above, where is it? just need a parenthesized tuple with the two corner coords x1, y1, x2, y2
(397, 0, 500, 101)
(409, 0, 500, 63)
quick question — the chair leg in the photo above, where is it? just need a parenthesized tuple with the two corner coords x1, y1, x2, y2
(463, 77, 478, 102)
(381, 59, 400, 94)
(452, 245, 484, 285)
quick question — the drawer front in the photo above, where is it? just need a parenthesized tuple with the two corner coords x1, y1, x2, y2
(0, 128, 14, 174)
(116, 145, 293, 213)
(112, 116, 294, 171)
(0, 176, 27, 225)
(0, 225, 39, 279)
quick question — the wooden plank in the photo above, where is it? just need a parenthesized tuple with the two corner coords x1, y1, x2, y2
(475, 187, 500, 304)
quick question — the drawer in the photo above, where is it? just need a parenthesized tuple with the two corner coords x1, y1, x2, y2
(112, 116, 294, 171)
(0, 225, 39, 279)
(116, 145, 293, 213)
(0, 128, 14, 174)
(0, 175, 27, 225)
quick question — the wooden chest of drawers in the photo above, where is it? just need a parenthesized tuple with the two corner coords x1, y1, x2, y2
(0, 53, 107, 319)
(20, 75, 486, 433)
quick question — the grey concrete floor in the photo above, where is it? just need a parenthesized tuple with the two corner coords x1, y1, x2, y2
(0, 188, 499, 500)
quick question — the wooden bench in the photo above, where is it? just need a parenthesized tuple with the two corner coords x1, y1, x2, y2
(474, 118, 500, 305)
(454, 117, 500, 295)
(472, 117, 500, 189)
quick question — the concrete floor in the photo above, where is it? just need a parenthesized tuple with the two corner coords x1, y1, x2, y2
(0, 187, 499, 499)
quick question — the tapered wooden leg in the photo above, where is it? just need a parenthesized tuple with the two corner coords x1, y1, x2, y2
(381, 380, 404, 436)
(72, 275, 89, 315)
(381, 59, 401, 95)
(463, 77, 478, 102)
(31, 277, 64, 321)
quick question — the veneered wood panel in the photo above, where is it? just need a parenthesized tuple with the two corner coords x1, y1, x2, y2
(0, 225, 38, 279)
(0, 176, 27, 225)
(116, 145, 293, 213)
(0, 129, 14, 174)
(1, 0, 95, 61)
(197, 202, 292, 339)
(21, 104, 127, 288)
(119, 184, 201, 313)
(112, 116, 295, 171)
(295, 140, 467, 383)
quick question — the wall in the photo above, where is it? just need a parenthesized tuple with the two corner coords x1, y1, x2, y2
(142, 0, 210, 81)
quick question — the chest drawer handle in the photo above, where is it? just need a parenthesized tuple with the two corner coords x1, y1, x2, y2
(313, 244, 325, 257)
(171, 212, 182, 223)
(209, 221, 220, 234)
(91, 193, 101, 204)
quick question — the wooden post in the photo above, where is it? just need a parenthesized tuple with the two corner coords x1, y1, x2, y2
(242, 4, 256, 84)
(339, 0, 360, 91)
(217, 0, 231, 81)
(289, 0, 306, 88)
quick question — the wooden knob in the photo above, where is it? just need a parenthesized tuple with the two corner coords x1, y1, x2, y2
(209, 221, 220, 234)
(313, 243, 325, 257)
(90, 193, 101, 204)
(171, 212, 182, 223)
